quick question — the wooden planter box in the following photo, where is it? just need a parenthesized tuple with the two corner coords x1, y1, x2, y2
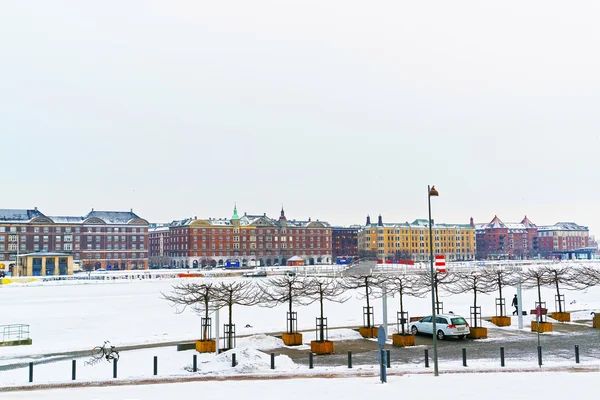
(593, 314, 600, 328)
(531, 321, 553, 333)
(282, 333, 303, 346)
(491, 316, 511, 327)
(392, 334, 415, 347)
(467, 327, 487, 339)
(195, 340, 216, 353)
(310, 340, 334, 355)
(551, 312, 571, 322)
(359, 327, 378, 338)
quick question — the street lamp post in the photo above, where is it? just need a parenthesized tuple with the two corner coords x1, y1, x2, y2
(428, 185, 439, 376)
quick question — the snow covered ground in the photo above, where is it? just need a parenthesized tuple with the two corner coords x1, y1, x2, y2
(0, 273, 599, 390)
(2, 371, 599, 400)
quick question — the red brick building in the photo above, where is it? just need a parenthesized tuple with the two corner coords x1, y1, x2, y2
(473, 215, 538, 260)
(159, 206, 332, 268)
(0, 208, 149, 274)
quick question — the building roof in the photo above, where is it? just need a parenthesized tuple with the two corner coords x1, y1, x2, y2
(49, 216, 85, 224)
(84, 210, 146, 225)
(477, 215, 536, 233)
(0, 208, 46, 223)
(538, 222, 588, 231)
(0, 208, 148, 225)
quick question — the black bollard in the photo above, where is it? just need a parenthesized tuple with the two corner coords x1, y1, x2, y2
(271, 353, 275, 370)
(537, 346, 543, 366)
(386, 350, 391, 368)
(154, 356, 158, 376)
(113, 359, 118, 379)
(575, 345, 580, 364)
(193, 354, 197, 372)
(462, 348, 467, 367)
(232, 353, 237, 367)
(72, 360, 76, 380)
(309, 352, 314, 369)
(500, 347, 505, 367)
(348, 351, 352, 369)
(424, 349, 429, 368)
(29, 362, 33, 383)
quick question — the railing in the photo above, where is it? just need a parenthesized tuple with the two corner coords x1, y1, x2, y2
(1, 324, 30, 342)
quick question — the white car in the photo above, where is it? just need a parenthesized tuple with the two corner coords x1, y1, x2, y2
(409, 314, 470, 340)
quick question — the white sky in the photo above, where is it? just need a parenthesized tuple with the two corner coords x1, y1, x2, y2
(1, 1, 599, 234)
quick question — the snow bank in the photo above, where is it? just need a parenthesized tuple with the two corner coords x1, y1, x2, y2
(237, 334, 285, 350)
(211, 348, 296, 374)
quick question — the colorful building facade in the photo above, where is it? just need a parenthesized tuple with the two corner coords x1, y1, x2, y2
(358, 215, 476, 262)
(537, 222, 595, 257)
(155, 206, 332, 268)
(0, 208, 149, 274)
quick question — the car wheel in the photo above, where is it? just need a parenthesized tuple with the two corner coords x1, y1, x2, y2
(410, 326, 419, 335)
(437, 330, 445, 340)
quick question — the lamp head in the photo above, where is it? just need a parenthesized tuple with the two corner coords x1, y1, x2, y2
(429, 185, 439, 197)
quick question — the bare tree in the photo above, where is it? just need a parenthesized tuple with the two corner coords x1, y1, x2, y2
(481, 267, 517, 317)
(446, 269, 495, 328)
(385, 273, 428, 334)
(522, 267, 550, 311)
(304, 278, 349, 342)
(149, 255, 170, 268)
(82, 259, 95, 274)
(417, 269, 459, 312)
(539, 264, 584, 313)
(575, 264, 600, 288)
(213, 280, 262, 349)
(341, 273, 383, 329)
(161, 282, 217, 341)
(258, 275, 311, 333)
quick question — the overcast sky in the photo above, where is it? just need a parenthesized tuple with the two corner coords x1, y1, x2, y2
(1, 1, 599, 234)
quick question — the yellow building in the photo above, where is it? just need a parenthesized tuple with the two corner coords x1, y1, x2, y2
(18, 252, 74, 276)
(358, 216, 476, 262)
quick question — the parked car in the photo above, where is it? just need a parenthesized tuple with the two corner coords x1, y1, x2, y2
(409, 314, 470, 340)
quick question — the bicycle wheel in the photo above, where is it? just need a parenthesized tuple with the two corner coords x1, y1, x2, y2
(92, 346, 105, 359)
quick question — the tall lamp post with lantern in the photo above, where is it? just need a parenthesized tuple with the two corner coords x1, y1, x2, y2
(428, 185, 439, 376)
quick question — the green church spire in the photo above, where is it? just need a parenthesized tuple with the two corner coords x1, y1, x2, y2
(232, 203, 240, 220)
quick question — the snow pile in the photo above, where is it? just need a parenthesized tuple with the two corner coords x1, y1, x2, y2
(212, 348, 296, 374)
(326, 328, 363, 341)
(237, 334, 285, 350)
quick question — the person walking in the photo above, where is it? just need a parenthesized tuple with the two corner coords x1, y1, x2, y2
(512, 294, 519, 315)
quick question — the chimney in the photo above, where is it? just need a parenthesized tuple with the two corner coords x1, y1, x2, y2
(366, 215, 371, 225)
(377, 214, 383, 227)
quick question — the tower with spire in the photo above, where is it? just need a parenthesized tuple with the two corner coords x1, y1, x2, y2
(279, 205, 287, 227)
(231, 203, 240, 227)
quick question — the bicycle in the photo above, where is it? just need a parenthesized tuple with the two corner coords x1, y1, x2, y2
(91, 340, 120, 362)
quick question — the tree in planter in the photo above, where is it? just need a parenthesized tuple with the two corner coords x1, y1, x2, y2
(213, 281, 262, 350)
(522, 267, 550, 314)
(304, 277, 348, 342)
(161, 282, 217, 341)
(482, 267, 517, 317)
(539, 264, 584, 314)
(385, 273, 428, 335)
(341, 273, 383, 331)
(446, 269, 495, 330)
(258, 275, 310, 335)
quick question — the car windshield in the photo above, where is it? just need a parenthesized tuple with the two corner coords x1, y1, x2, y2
(451, 317, 467, 325)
